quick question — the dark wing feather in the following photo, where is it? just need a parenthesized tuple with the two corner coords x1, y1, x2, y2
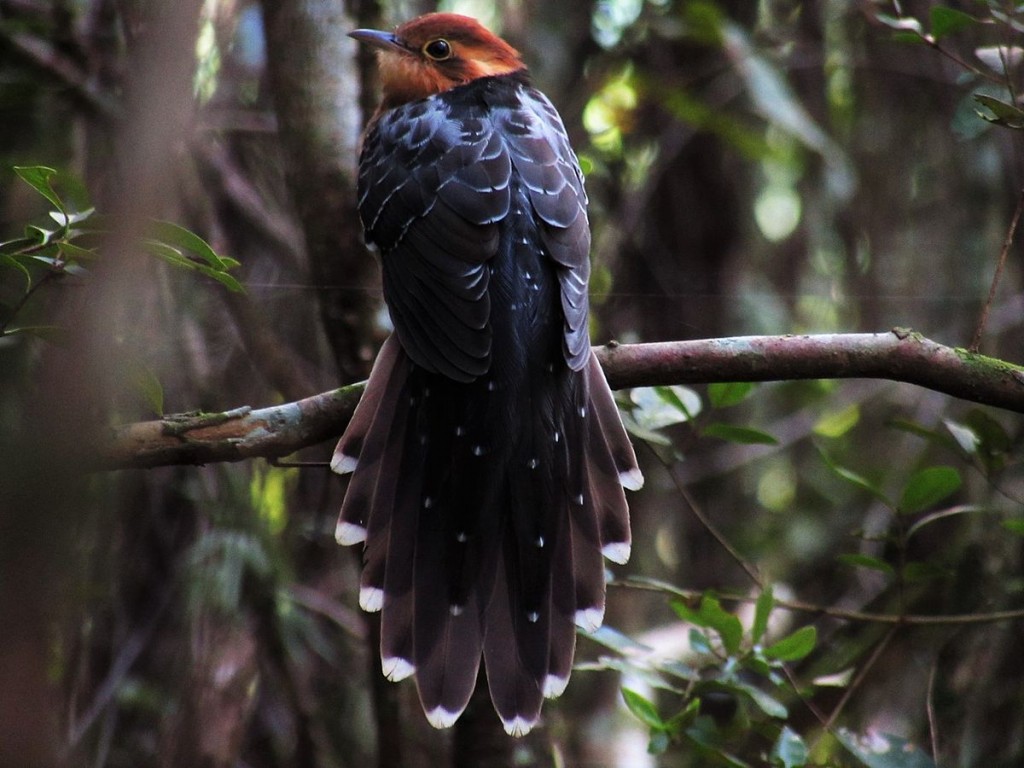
(358, 101, 512, 382)
(498, 87, 592, 370)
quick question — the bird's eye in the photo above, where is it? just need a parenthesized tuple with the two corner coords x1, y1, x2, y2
(422, 39, 452, 60)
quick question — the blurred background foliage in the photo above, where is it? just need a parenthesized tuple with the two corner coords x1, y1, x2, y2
(1, 0, 1023, 766)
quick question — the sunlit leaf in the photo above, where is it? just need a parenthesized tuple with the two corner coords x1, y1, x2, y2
(674, 595, 743, 655)
(630, 385, 701, 430)
(836, 729, 936, 768)
(764, 626, 816, 662)
(771, 726, 808, 767)
(14, 165, 66, 213)
(814, 404, 860, 438)
(622, 688, 665, 729)
(974, 93, 1024, 129)
(585, 625, 654, 656)
(151, 220, 227, 269)
(898, 466, 961, 514)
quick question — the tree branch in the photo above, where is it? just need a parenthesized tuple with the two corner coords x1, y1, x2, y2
(91, 330, 1024, 471)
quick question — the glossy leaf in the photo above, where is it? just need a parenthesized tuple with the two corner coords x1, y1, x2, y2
(974, 94, 1024, 129)
(898, 466, 961, 514)
(771, 726, 808, 768)
(764, 626, 816, 662)
(622, 688, 665, 729)
(151, 220, 228, 269)
(14, 165, 65, 213)
(837, 729, 936, 768)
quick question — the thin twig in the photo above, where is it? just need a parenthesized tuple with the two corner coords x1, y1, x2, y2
(652, 445, 763, 586)
(821, 625, 898, 734)
(612, 578, 1024, 626)
(971, 186, 1024, 351)
(927, 657, 941, 766)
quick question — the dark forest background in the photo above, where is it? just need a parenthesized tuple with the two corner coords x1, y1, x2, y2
(1, 1, 1023, 766)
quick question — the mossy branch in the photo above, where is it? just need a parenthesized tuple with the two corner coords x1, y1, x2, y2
(91, 330, 1024, 470)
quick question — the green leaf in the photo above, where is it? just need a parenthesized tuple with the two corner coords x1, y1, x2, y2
(752, 587, 774, 644)
(584, 625, 654, 656)
(836, 729, 936, 768)
(898, 466, 962, 514)
(771, 726, 808, 768)
(197, 264, 245, 293)
(708, 382, 754, 408)
(764, 626, 816, 662)
(57, 241, 98, 262)
(689, 628, 712, 655)
(837, 553, 895, 577)
(703, 423, 778, 445)
(151, 220, 227, 269)
(701, 596, 743, 655)
(818, 449, 891, 505)
(648, 729, 670, 754)
(622, 688, 665, 729)
(13, 165, 66, 213)
(674, 595, 744, 655)
(734, 681, 787, 718)
(1002, 518, 1024, 536)
(930, 7, 976, 40)
(974, 93, 1024, 129)
(1, 253, 32, 290)
(630, 385, 701, 430)
(813, 404, 860, 438)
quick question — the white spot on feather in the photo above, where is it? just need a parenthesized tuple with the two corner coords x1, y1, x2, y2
(335, 521, 366, 546)
(602, 541, 631, 564)
(619, 468, 645, 491)
(359, 586, 383, 612)
(543, 673, 569, 699)
(382, 656, 415, 682)
(575, 605, 605, 632)
(502, 715, 536, 738)
(426, 705, 461, 729)
(330, 453, 358, 474)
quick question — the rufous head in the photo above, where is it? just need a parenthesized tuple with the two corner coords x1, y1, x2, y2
(350, 13, 526, 108)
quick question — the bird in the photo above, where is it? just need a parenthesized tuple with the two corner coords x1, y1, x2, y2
(334, 12, 643, 737)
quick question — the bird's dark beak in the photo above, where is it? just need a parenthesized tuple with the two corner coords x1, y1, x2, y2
(348, 29, 403, 52)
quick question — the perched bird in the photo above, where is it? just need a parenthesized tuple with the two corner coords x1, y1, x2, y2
(334, 13, 643, 737)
